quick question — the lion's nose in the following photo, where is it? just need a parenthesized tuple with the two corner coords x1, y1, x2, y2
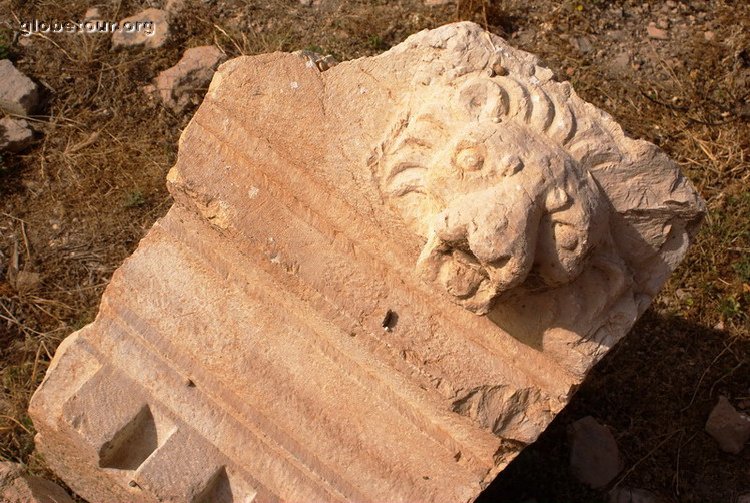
(465, 205, 512, 264)
(433, 191, 520, 264)
(440, 186, 538, 267)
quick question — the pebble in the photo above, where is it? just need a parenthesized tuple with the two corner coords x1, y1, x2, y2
(164, 0, 186, 14)
(13, 270, 42, 294)
(296, 50, 338, 72)
(647, 22, 669, 40)
(568, 416, 623, 488)
(705, 396, 750, 454)
(570, 36, 594, 54)
(611, 52, 631, 73)
(112, 8, 170, 49)
(0, 117, 34, 152)
(84, 7, 101, 21)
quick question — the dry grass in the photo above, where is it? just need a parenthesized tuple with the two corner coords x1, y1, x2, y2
(0, 0, 748, 501)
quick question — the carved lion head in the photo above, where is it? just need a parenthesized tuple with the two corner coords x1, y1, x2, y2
(375, 75, 608, 314)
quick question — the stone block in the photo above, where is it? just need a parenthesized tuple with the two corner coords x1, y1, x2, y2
(30, 22, 705, 502)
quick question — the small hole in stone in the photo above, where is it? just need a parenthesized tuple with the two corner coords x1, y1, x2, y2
(382, 309, 399, 332)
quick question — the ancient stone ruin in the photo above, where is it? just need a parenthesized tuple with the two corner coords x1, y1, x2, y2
(29, 22, 705, 502)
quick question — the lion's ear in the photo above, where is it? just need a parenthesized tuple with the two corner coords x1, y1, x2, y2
(457, 80, 507, 121)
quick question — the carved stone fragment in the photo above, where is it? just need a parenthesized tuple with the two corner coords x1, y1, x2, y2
(30, 22, 704, 502)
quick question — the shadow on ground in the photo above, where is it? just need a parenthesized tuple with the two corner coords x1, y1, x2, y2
(479, 310, 750, 503)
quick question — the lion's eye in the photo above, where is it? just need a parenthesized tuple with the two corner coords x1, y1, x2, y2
(455, 146, 484, 172)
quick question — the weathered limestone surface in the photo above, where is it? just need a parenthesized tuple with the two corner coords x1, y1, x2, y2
(29, 22, 704, 502)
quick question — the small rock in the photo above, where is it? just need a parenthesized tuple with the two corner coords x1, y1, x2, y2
(705, 396, 750, 454)
(606, 30, 627, 42)
(84, 7, 101, 21)
(609, 486, 662, 503)
(147, 45, 226, 111)
(611, 52, 631, 73)
(0, 117, 34, 152)
(0, 60, 40, 116)
(112, 8, 170, 50)
(513, 28, 536, 46)
(570, 36, 594, 54)
(164, 0, 185, 13)
(737, 494, 750, 503)
(674, 288, 689, 300)
(14, 270, 42, 294)
(0, 462, 74, 503)
(704, 31, 715, 41)
(647, 23, 669, 40)
(569, 416, 622, 488)
(295, 50, 338, 72)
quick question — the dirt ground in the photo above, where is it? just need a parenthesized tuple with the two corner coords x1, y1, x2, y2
(0, 0, 748, 501)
